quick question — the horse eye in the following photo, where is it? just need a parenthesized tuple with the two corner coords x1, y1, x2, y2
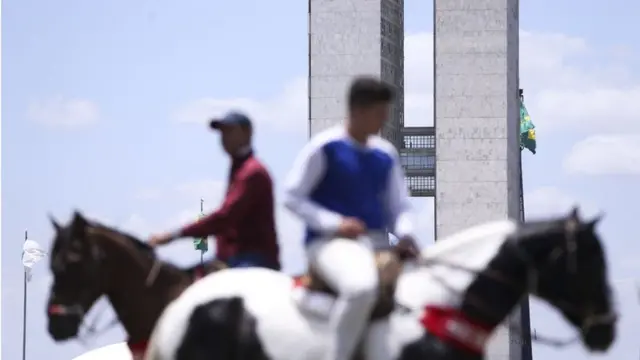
(65, 252, 82, 263)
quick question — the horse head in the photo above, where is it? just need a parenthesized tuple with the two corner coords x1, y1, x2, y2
(520, 207, 616, 351)
(396, 207, 616, 359)
(454, 207, 616, 353)
(47, 211, 102, 341)
(46, 211, 193, 344)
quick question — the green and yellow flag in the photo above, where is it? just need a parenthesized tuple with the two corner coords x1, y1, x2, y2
(193, 200, 208, 253)
(520, 99, 536, 154)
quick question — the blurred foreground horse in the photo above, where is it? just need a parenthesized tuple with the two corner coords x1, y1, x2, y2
(146, 208, 617, 360)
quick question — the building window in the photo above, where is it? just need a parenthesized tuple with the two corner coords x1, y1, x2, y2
(405, 176, 435, 194)
(400, 154, 435, 170)
(403, 135, 435, 149)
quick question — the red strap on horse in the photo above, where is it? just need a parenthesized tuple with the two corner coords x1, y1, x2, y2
(127, 339, 149, 356)
(48, 304, 66, 315)
(194, 266, 205, 280)
(420, 305, 491, 354)
(292, 276, 305, 288)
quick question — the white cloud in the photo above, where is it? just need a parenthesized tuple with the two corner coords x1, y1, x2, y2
(534, 87, 640, 133)
(524, 186, 600, 219)
(518, 32, 640, 133)
(171, 31, 638, 136)
(173, 78, 307, 134)
(173, 32, 438, 132)
(564, 135, 640, 175)
(405, 30, 640, 133)
(27, 96, 99, 128)
(176, 31, 640, 133)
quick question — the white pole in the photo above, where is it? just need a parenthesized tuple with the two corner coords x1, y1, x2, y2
(22, 230, 28, 360)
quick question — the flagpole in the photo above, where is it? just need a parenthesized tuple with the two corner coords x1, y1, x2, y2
(200, 199, 204, 267)
(22, 230, 28, 360)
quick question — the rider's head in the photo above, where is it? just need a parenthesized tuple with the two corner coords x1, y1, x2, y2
(347, 77, 394, 138)
(209, 112, 253, 156)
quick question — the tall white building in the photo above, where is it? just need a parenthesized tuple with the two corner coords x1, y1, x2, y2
(308, 0, 403, 147)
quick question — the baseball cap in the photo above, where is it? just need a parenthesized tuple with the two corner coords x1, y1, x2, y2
(209, 111, 253, 130)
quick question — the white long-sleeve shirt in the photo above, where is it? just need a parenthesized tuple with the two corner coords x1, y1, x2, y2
(283, 127, 415, 245)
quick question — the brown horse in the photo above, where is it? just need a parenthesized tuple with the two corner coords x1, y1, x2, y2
(45, 212, 223, 358)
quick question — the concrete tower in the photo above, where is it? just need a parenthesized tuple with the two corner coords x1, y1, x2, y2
(308, 0, 404, 146)
(434, 0, 531, 358)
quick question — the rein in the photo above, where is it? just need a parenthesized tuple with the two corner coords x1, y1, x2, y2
(416, 256, 578, 348)
(415, 219, 616, 349)
(74, 258, 164, 345)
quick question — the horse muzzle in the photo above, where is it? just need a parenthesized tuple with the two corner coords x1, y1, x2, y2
(581, 313, 617, 352)
(47, 304, 82, 341)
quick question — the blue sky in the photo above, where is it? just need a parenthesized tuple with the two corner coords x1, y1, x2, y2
(2, 0, 639, 359)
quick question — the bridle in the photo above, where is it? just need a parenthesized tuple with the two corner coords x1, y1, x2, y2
(47, 226, 165, 345)
(417, 217, 617, 348)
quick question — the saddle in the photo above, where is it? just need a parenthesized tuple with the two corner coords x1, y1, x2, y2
(190, 252, 404, 321)
(189, 259, 229, 280)
(293, 250, 404, 321)
(187, 254, 402, 360)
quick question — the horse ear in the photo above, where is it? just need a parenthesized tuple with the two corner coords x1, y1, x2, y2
(568, 206, 580, 221)
(73, 210, 87, 224)
(72, 210, 89, 234)
(49, 214, 62, 232)
(586, 213, 604, 231)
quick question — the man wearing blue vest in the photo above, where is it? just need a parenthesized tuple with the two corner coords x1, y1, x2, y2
(283, 76, 418, 360)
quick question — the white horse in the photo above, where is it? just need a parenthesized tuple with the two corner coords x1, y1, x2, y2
(145, 209, 616, 360)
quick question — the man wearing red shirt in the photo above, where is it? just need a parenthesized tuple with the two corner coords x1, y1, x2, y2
(148, 112, 280, 270)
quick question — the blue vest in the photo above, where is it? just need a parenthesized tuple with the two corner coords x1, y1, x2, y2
(306, 139, 394, 244)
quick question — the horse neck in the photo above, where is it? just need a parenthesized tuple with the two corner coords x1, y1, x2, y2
(458, 221, 565, 329)
(98, 234, 192, 341)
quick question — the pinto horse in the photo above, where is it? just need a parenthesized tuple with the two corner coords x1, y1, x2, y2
(45, 212, 222, 359)
(145, 208, 617, 360)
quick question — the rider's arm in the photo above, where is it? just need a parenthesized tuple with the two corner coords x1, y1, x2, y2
(283, 139, 343, 234)
(386, 149, 415, 240)
(176, 170, 267, 240)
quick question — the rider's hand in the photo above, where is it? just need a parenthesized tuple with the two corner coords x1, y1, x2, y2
(336, 217, 366, 239)
(394, 236, 419, 260)
(148, 233, 174, 247)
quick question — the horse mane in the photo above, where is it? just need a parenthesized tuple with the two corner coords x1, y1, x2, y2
(87, 220, 203, 276)
(512, 217, 567, 241)
(89, 221, 155, 255)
